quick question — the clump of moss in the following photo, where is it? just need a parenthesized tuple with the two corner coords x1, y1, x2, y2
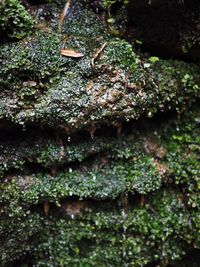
(33, 190, 198, 267)
(0, 106, 199, 207)
(0, 105, 199, 205)
(102, 38, 137, 71)
(0, 31, 199, 128)
(0, 0, 34, 39)
(0, 1, 199, 128)
(1, 188, 199, 266)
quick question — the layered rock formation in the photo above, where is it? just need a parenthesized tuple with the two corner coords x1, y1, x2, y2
(0, 0, 199, 266)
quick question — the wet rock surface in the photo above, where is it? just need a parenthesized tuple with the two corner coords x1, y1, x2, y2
(0, 1, 199, 129)
(0, 1, 200, 267)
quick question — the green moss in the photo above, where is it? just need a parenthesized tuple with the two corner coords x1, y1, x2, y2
(32, 190, 200, 266)
(0, 106, 199, 205)
(0, 31, 62, 85)
(100, 38, 137, 71)
(0, 106, 199, 206)
(1, 189, 199, 266)
(0, 107, 199, 266)
(0, 2, 199, 128)
(0, 1, 200, 266)
(0, 0, 34, 39)
(0, 132, 154, 178)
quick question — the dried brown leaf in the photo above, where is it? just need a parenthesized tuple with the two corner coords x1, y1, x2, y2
(61, 48, 84, 58)
(59, 0, 71, 32)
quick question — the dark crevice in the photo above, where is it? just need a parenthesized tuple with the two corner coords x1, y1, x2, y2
(0, 107, 185, 179)
(0, 107, 183, 142)
(121, 0, 200, 63)
(145, 249, 200, 267)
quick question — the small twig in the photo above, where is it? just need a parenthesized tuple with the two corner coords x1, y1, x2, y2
(91, 42, 107, 67)
(88, 122, 97, 139)
(44, 201, 50, 216)
(58, 0, 72, 32)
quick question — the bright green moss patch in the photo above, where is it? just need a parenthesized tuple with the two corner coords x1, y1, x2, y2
(0, 0, 34, 39)
(100, 38, 137, 71)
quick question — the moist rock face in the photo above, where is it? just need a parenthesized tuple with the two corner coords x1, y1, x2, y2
(0, 1, 200, 267)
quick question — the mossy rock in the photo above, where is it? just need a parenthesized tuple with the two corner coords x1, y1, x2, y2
(1, 188, 199, 266)
(0, 32, 199, 129)
(0, 106, 199, 203)
(0, 1, 199, 129)
(0, 1, 200, 267)
(0, 0, 34, 39)
(0, 107, 199, 266)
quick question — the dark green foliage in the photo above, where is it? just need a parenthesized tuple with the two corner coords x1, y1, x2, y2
(0, 0, 34, 39)
(0, 106, 199, 201)
(31, 190, 199, 267)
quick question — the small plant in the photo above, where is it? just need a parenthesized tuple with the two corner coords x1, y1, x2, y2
(103, 0, 129, 26)
(103, 0, 129, 9)
(149, 56, 159, 63)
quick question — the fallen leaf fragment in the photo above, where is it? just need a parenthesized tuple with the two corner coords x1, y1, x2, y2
(59, 0, 71, 32)
(91, 42, 107, 66)
(23, 80, 37, 87)
(61, 48, 84, 58)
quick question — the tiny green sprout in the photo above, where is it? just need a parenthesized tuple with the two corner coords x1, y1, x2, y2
(103, 0, 117, 9)
(181, 45, 188, 53)
(149, 56, 159, 63)
(103, 0, 129, 8)
(107, 17, 115, 24)
(135, 39, 143, 45)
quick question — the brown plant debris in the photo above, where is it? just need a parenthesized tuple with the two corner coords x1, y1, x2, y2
(91, 42, 107, 66)
(61, 48, 84, 58)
